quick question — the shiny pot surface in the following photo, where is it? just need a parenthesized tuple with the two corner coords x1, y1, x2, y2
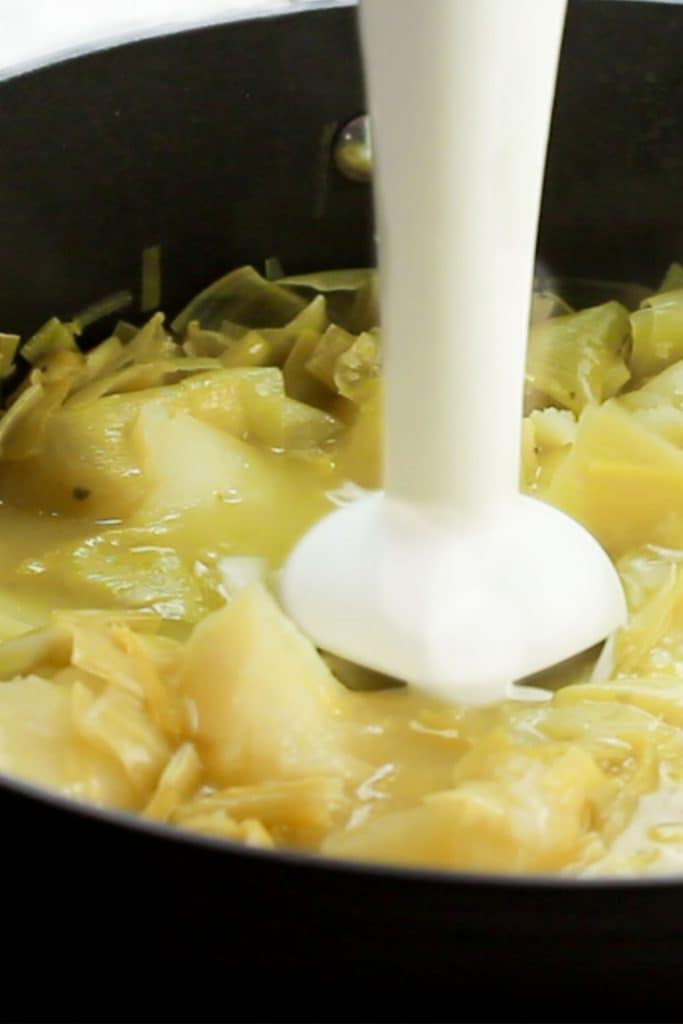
(1, 2, 683, 1019)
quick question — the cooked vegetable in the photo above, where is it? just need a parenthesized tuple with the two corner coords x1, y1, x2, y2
(525, 300, 631, 414)
(180, 583, 363, 786)
(631, 287, 683, 381)
(21, 317, 79, 364)
(141, 246, 162, 314)
(0, 334, 19, 378)
(171, 266, 307, 334)
(5, 261, 683, 877)
(72, 290, 133, 331)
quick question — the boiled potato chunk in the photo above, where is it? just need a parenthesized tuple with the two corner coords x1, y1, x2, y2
(0, 367, 337, 520)
(0, 393, 147, 518)
(545, 399, 683, 556)
(324, 738, 606, 872)
(132, 404, 264, 522)
(180, 583, 363, 786)
(17, 406, 337, 622)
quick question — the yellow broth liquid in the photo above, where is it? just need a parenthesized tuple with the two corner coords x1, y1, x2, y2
(3, 270, 683, 876)
(0, 425, 679, 879)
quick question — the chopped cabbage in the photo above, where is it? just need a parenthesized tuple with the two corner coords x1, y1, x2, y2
(526, 301, 631, 414)
(631, 288, 683, 381)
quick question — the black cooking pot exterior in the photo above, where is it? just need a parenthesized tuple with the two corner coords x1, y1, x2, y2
(1, 2, 683, 1019)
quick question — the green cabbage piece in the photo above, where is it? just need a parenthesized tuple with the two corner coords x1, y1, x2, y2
(171, 266, 307, 334)
(630, 288, 683, 381)
(526, 301, 631, 414)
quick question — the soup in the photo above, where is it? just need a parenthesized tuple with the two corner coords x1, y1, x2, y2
(1, 262, 683, 876)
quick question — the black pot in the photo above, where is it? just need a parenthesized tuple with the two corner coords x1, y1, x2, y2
(1, 2, 683, 1020)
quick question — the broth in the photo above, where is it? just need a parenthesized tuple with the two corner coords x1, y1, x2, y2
(0, 264, 682, 875)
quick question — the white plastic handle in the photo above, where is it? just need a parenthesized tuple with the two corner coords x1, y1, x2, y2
(282, 0, 627, 703)
(360, 0, 567, 518)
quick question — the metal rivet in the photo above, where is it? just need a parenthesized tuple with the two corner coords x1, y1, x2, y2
(334, 114, 372, 183)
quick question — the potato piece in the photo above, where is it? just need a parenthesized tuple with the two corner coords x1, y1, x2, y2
(133, 385, 338, 520)
(131, 404, 274, 523)
(325, 738, 605, 872)
(180, 583, 363, 786)
(0, 675, 77, 785)
(0, 366, 336, 518)
(28, 412, 337, 610)
(529, 407, 577, 449)
(545, 399, 683, 556)
(521, 408, 577, 492)
(620, 359, 683, 449)
(622, 401, 683, 450)
(520, 417, 538, 488)
(0, 391, 147, 518)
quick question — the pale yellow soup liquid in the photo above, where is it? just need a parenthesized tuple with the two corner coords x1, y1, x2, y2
(3, 267, 683, 877)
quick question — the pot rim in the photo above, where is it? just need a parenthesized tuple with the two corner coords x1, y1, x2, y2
(0, 0, 356, 83)
(2, 762, 679, 892)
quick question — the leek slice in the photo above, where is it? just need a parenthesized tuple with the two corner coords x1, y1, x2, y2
(526, 301, 631, 414)
(631, 288, 683, 380)
(171, 266, 306, 334)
